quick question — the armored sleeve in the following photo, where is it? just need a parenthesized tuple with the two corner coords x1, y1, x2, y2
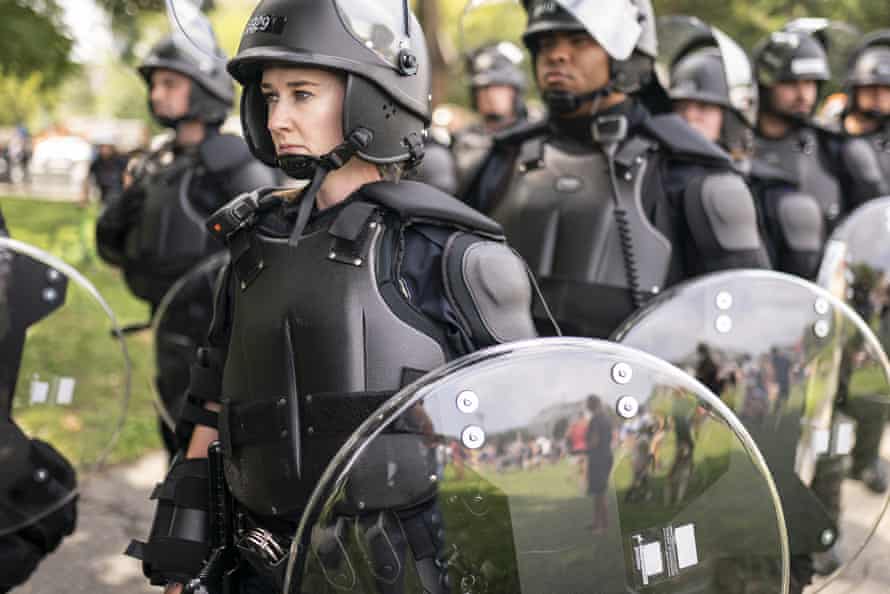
(760, 187, 824, 280)
(841, 137, 890, 209)
(441, 232, 537, 348)
(682, 171, 772, 274)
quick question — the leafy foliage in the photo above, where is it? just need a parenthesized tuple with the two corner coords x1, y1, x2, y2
(0, 0, 76, 88)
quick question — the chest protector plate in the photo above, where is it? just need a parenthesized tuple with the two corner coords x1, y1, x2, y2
(220, 203, 447, 516)
(754, 130, 843, 227)
(490, 137, 670, 338)
(124, 149, 219, 294)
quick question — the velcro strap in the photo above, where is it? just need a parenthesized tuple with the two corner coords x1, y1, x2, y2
(188, 363, 221, 403)
(181, 400, 219, 429)
(225, 398, 289, 449)
(303, 391, 394, 435)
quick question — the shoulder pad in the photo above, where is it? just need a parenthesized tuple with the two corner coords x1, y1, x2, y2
(359, 181, 504, 238)
(748, 158, 798, 186)
(442, 233, 536, 347)
(199, 133, 253, 173)
(777, 192, 823, 252)
(493, 119, 549, 147)
(641, 114, 733, 166)
(684, 172, 761, 252)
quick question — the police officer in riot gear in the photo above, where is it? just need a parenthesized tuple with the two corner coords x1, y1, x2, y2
(841, 30, 890, 208)
(666, 18, 824, 279)
(752, 28, 849, 233)
(96, 29, 276, 456)
(463, 0, 770, 339)
(453, 41, 529, 196)
(127, 1, 537, 592)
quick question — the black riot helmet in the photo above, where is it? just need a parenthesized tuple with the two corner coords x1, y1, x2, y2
(467, 41, 528, 122)
(753, 30, 830, 123)
(845, 31, 890, 119)
(138, 34, 234, 128)
(228, 0, 431, 180)
(520, 0, 660, 115)
(665, 17, 757, 155)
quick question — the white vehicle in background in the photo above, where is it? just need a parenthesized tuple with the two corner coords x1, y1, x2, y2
(29, 135, 93, 187)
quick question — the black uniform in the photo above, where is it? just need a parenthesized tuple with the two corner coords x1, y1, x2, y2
(130, 181, 537, 590)
(742, 158, 824, 279)
(96, 130, 275, 453)
(465, 99, 771, 339)
(752, 126, 849, 232)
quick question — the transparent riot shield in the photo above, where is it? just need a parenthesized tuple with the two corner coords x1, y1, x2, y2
(283, 338, 788, 594)
(458, 0, 527, 56)
(0, 237, 130, 537)
(614, 270, 890, 588)
(151, 252, 228, 430)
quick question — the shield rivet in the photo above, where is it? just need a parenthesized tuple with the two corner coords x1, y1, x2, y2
(617, 396, 639, 419)
(820, 529, 835, 547)
(46, 268, 61, 282)
(456, 390, 479, 414)
(716, 291, 733, 310)
(461, 425, 485, 449)
(715, 315, 733, 333)
(814, 320, 830, 338)
(42, 288, 58, 302)
(814, 298, 830, 315)
(612, 362, 633, 385)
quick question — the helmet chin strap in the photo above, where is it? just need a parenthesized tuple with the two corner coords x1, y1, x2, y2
(543, 85, 613, 117)
(282, 128, 373, 247)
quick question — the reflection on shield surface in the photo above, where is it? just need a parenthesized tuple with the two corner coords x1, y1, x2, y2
(0, 237, 130, 537)
(284, 338, 788, 594)
(151, 252, 228, 430)
(615, 270, 890, 588)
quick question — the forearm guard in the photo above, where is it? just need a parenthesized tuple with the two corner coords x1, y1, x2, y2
(126, 457, 211, 587)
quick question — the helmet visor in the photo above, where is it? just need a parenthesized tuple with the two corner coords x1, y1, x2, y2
(335, 0, 415, 69)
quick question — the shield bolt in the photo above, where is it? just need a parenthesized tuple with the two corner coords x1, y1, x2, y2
(617, 396, 639, 419)
(42, 287, 58, 303)
(814, 320, 830, 338)
(46, 268, 61, 282)
(461, 425, 485, 449)
(33, 468, 49, 483)
(820, 529, 835, 547)
(715, 315, 733, 334)
(612, 362, 633, 385)
(814, 298, 830, 315)
(716, 291, 733, 310)
(456, 390, 479, 414)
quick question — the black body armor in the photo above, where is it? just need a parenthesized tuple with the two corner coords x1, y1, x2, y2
(474, 104, 769, 338)
(97, 132, 276, 306)
(211, 181, 534, 517)
(742, 158, 824, 279)
(842, 126, 890, 207)
(453, 125, 495, 197)
(753, 126, 846, 230)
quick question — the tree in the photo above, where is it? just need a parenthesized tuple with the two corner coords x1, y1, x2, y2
(0, 0, 76, 88)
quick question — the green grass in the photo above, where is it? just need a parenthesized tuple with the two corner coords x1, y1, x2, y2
(1, 195, 162, 466)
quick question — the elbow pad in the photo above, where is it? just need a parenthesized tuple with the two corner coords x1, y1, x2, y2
(125, 457, 211, 586)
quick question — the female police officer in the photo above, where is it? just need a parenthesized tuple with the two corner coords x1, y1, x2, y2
(127, 1, 537, 592)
